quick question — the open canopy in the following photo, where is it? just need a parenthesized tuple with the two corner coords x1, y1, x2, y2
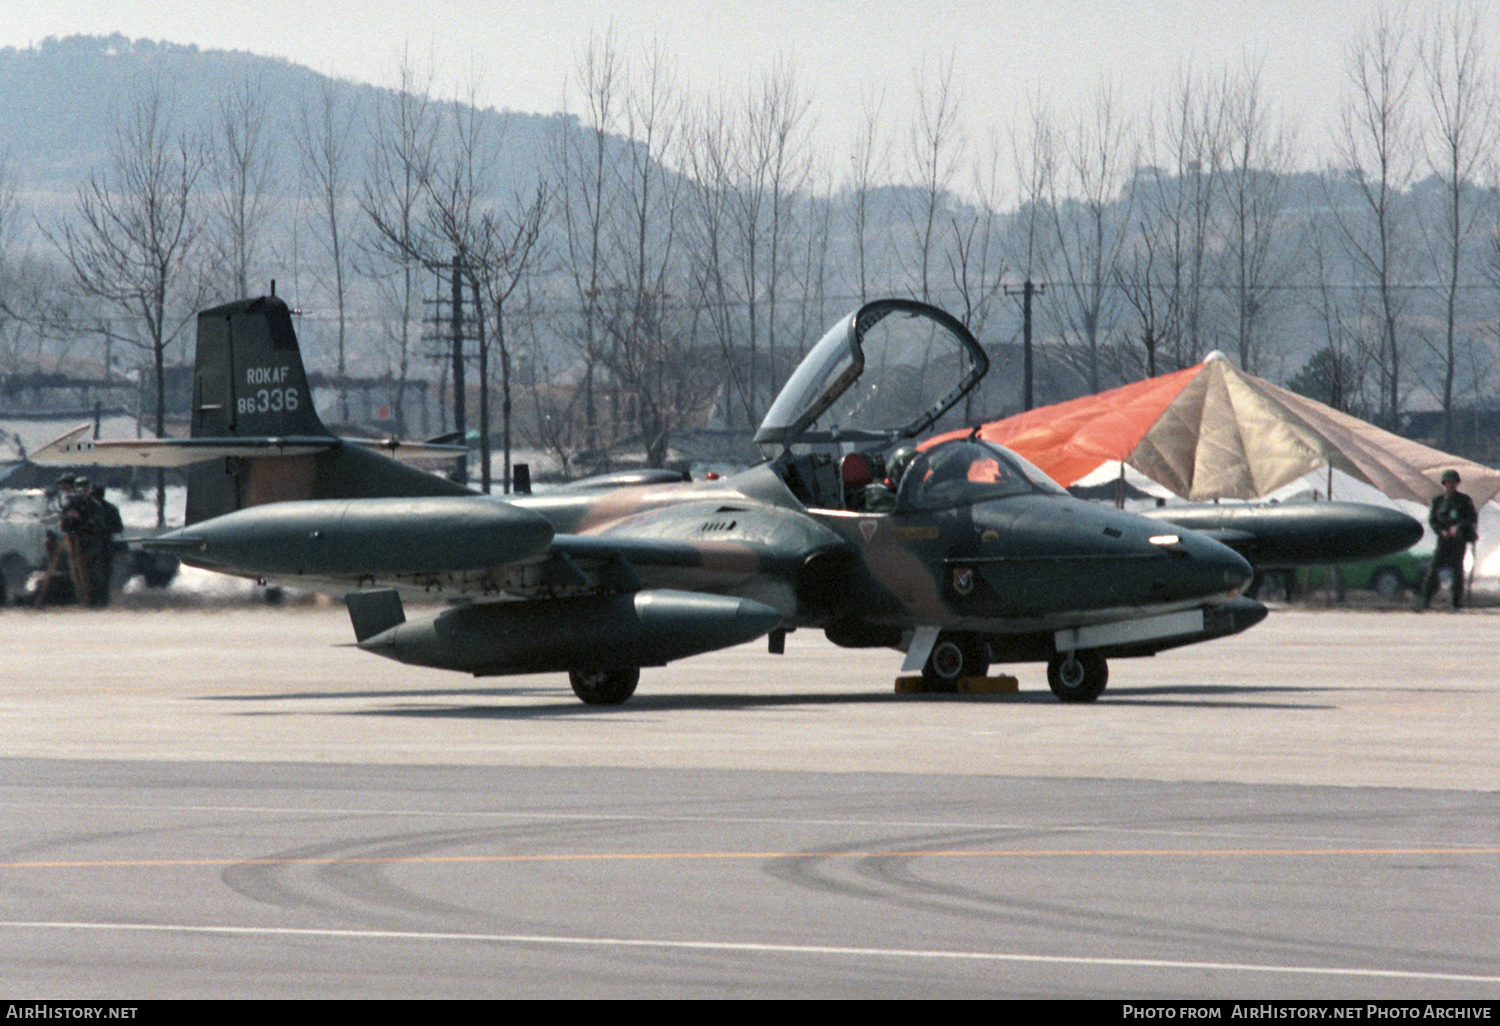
(755, 299, 987, 448)
(931, 353, 1500, 507)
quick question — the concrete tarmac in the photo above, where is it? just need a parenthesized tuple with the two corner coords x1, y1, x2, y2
(0, 602, 1496, 998)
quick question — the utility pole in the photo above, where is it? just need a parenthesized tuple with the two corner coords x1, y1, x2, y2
(1005, 278, 1045, 410)
(450, 255, 467, 485)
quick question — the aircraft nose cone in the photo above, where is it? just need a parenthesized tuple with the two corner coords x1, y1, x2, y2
(1219, 546, 1255, 592)
(1175, 531, 1254, 597)
(1351, 504, 1425, 559)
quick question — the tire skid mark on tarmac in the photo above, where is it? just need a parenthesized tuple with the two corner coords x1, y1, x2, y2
(219, 814, 668, 932)
(760, 826, 1500, 979)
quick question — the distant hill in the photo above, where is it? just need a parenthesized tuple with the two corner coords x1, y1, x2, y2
(0, 34, 568, 228)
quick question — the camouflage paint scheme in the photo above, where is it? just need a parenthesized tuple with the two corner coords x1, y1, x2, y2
(41, 296, 1266, 704)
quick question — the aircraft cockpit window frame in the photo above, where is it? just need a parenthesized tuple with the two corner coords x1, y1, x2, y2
(754, 299, 988, 448)
(897, 440, 1064, 511)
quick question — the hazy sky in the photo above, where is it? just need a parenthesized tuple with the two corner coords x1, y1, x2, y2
(0, 0, 1458, 180)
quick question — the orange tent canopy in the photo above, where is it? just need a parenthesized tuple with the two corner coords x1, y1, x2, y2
(929, 364, 1201, 488)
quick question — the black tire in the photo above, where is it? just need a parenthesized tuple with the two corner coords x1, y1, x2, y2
(0, 555, 31, 608)
(1371, 567, 1405, 598)
(139, 553, 179, 589)
(569, 667, 640, 705)
(1047, 650, 1108, 702)
(922, 632, 989, 692)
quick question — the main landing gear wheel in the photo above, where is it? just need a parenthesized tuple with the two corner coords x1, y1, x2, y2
(568, 667, 640, 705)
(1047, 650, 1108, 702)
(922, 632, 989, 692)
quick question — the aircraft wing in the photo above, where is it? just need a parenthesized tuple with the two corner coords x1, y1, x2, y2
(143, 493, 837, 614)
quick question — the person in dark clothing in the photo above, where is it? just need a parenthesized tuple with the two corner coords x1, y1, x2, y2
(84, 484, 124, 607)
(58, 476, 96, 605)
(1419, 469, 1479, 610)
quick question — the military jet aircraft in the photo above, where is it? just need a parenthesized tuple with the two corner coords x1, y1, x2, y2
(38, 295, 1264, 704)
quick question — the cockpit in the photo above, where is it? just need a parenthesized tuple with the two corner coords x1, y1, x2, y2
(754, 298, 1066, 513)
(896, 440, 1065, 510)
(756, 298, 1000, 511)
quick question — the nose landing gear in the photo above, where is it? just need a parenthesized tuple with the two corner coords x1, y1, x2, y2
(921, 632, 990, 692)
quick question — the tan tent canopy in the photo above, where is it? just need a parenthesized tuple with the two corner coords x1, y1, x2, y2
(932, 353, 1500, 506)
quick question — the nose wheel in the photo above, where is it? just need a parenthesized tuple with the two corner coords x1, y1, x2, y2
(922, 632, 990, 692)
(1047, 650, 1108, 702)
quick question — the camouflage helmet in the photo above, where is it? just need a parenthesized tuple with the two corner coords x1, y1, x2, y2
(1441, 469, 1461, 484)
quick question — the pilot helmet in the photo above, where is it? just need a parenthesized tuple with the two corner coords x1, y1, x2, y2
(1441, 469, 1461, 484)
(886, 446, 918, 487)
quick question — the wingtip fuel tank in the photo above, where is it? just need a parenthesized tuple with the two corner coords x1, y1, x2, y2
(1142, 500, 1425, 568)
(148, 496, 555, 579)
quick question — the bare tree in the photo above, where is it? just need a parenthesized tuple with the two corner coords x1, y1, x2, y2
(50, 81, 205, 526)
(1045, 80, 1133, 392)
(360, 54, 440, 436)
(516, 275, 583, 478)
(1419, 0, 1494, 447)
(1008, 95, 1057, 286)
(1330, 5, 1419, 426)
(295, 78, 357, 423)
(740, 59, 811, 409)
(603, 45, 714, 468)
(848, 88, 888, 305)
(946, 128, 1009, 343)
(680, 94, 747, 426)
(555, 30, 626, 454)
(474, 183, 549, 491)
(907, 54, 964, 304)
(0, 148, 17, 293)
(1220, 64, 1299, 375)
(208, 75, 275, 299)
(680, 60, 811, 430)
(367, 77, 550, 490)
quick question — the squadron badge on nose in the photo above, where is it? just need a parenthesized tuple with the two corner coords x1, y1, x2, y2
(952, 567, 975, 596)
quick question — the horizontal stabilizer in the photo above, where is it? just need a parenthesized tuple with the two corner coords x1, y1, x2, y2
(344, 438, 469, 461)
(32, 424, 335, 467)
(31, 425, 463, 468)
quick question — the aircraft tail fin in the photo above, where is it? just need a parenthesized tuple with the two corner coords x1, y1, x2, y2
(34, 295, 473, 524)
(191, 295, 332, 441)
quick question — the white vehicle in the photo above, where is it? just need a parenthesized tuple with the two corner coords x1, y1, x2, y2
(0, 489, 59, 604)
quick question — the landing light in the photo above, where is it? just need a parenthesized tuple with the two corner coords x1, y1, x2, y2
(1148, 534, 1181, 547)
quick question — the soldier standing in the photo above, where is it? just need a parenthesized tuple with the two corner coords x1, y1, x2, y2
(1419, 469, 1478, 610)
(57, 475, 95, 605)
(84, 484, 123, 607)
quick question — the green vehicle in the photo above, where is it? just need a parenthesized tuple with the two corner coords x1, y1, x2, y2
(1303, 542, 1434, 597)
